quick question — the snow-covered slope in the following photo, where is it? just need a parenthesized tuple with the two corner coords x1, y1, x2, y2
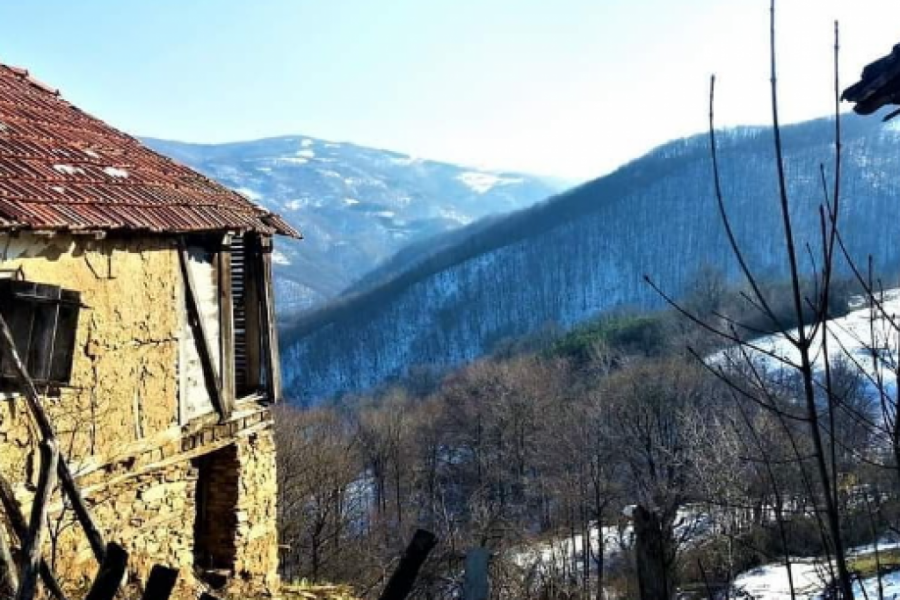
(280, 115, 900, 404)
(732, 542, 900, 600)
(143, 135, 561, 313)
(717, 290, 900, 400)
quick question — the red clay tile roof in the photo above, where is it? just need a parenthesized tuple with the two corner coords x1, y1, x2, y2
(0, 63, 300, 237)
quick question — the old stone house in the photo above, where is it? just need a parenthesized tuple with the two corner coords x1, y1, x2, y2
(0, 62, 299, 598)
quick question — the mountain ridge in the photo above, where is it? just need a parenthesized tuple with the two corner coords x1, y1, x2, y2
(142, 134, 562, 313)
(280, 115, 900, 404)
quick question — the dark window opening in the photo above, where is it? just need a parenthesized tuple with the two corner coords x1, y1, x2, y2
(228, 234, 267, 398)
(0, 277, 80, 391)
(193, 444, 240, 589)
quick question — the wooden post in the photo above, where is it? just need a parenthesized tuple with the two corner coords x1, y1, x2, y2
(16, 440, 58, 600)
(0, 312, 106, 564)
(0, 474, 66, 599)
(0, 526, 18, 599)
(378, 529, 437, 600)
(216, 234, 236, 409)
(463, 548, 490, 600)
(139, 565, 179, 600)
(83, 543, 128, 600)
(256, 236, 282, 403)
(178, 243, 232, 421)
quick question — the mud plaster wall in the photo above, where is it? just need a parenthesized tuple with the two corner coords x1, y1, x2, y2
(0, 231, 180, 471)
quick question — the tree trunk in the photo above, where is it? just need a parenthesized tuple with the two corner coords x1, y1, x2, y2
(633, 505, 672, 600)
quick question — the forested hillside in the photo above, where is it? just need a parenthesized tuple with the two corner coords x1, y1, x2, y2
(281, 116, 900, 404)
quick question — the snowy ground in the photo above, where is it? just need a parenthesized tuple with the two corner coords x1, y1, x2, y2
(731, 540, 900, 599)
(510, 505, 714, 573)
(732, 562, 900, 599)
(713, 289, 900, 404)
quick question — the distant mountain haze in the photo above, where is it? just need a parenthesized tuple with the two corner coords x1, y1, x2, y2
(142, 135, 562, 313)
(278, 116, 900, 404)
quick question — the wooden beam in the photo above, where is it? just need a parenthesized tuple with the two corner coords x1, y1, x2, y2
(83, 543, 128, 600)
(0, 313, 106, 564)
(139, 565, 179, 600)
(378, 529, 437, 600)
(16, 439, 58, 600)
(216, 234, 236, 412)
(256, 237, 282, 403)
(177, 242, 231, 421)
(0, 474, 67, 600)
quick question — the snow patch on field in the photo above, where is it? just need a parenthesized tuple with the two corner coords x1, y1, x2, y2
(440, 207, 474, 225)
(391, 155, 423, 166)
(732, 561, 900, 599)
(732, 540, 900, 599)
(278, 156, 309, 165)
(713, 289, 900, 400)
(457, 171, 524, 194)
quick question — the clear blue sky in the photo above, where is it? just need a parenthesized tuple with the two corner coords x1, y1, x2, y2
(0, 1, 898, 180)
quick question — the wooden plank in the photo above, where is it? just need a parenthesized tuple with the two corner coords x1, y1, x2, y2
(0, 312, 106, 565)
(216, 235, 236, 414)
(0, 525, 18, 599)
(463, 548, 490, 600)
(178, 242, 230, 422)
(83, 542, 128, 600)
(139, 565, 179, 600)
(378, 529, 437, 600)
(16, 439, 58, 600)
(257, 236, 282, 403)
(0, 473, 67, 600)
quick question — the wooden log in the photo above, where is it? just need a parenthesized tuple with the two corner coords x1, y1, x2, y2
(178, 243, 232, 421)
(0, 474, 66, 600)
(0, 526, 18, 599)
(16, 440, 58, 600)
(139, 565, 179, 600)
(463, 547, 490, 600)
(83, 542, 128, 600)
(0, 313, 106, 564)
(378, 529, 437, 600)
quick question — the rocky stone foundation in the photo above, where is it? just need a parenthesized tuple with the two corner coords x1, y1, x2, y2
(7, 422, 279, 599)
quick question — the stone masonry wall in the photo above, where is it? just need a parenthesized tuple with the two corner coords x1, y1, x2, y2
(43, 424, 280, 599)
(229, 428, 281, 598)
